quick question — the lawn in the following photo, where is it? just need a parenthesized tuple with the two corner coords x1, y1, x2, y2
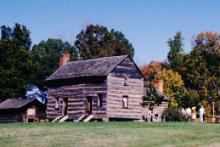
(0, 122, 220, 147)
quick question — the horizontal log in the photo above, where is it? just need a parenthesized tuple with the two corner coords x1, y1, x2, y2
(92, 113, 106, 116)
(46, 112, 60, 116)
(107, 80, 143, 86)
(67, 110, 84, 114)
(107, 107, 141, 112)
(92, 108, 106, 112)
(46, 113, 60, 116)
(67, 106, 85, 110)
(107, 101, 141, 106)
(108, 81, 143, 86)
(108, 86, 144, 92)
(108, 75, 143, 82)
(107, 92, 143, 98)
(68, 100, 84, 103)
(108, 113, 141, 117)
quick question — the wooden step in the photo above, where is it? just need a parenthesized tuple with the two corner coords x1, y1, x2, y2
(83, 114, 94, 122)
(52, 115, 62, 122)
(75, 114, 86, 122)
(58, 115, 69, 122)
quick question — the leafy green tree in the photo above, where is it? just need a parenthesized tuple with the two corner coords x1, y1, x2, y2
(75, 24, 134, 59)
(0, 24, 33, 101)
(167, 32, 184, 71)
(1, 23, 31, 50)
(194, 33, 220, 95)
(1, 25, 12, 40)
(182, 32, 220, 104)
(178, 32, 220, 116)
(13, 23, 32, 50)
(31, 39, 78, 88)
(184, 89, 200, 108)
(181, 49, 207, 98)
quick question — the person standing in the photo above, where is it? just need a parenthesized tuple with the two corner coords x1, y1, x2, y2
(186, 107, 192, 121)
(141, 108, 147, 121)
(180, 108, 186, 119)
(148, 108, 154, 122)
(192, 107, 197, 123)
(199, 105, 205, 122)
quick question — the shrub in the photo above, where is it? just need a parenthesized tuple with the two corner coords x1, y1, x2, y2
(162, 108, 187, 122)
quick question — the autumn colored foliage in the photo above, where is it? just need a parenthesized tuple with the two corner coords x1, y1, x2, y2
(141, 32, 220, 116)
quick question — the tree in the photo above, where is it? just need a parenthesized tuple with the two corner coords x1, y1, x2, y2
(13, 23, 32, 50)
(181, 49, 207, 98)
(75, 24, 134, 59)
(179, 32, 220, 116)
(182, 32, 220, 103)
(157, 69, 187, 108)
(31, 39, 78, 88)
(167, 32, 184, 71)
(141, 84, 164, 108)
(1, 25, 12, 40)
(193, 32, 220, 81)
(0, 24, 33, 101)
(1, 23, 31, 50)
(140, 61, 166, 81)
(140, 61, 165, 109)
(140, 61, 187, 108)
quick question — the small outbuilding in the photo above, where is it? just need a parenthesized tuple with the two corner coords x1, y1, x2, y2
(145, 80, 168, 122)
(0, 98, 45, 123)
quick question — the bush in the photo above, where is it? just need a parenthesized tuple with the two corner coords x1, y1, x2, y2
(162, 108, 187, 122)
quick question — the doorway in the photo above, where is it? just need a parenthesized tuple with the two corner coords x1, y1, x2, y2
(86, 96, 93, 115)
(62, 98, 68, 116)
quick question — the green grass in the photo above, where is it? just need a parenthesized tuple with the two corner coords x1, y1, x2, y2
(0, 122, 220, 147)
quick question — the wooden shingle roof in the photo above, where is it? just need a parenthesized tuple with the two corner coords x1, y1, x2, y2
(0, 98, 36, 110)
(46, 55, 128, 81)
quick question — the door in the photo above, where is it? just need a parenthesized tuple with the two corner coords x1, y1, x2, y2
(62, 98, 68, 116)
(86, 96, 92, 114)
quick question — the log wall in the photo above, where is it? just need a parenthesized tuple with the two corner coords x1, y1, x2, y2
(106, 57, 144, 119)
(47, 83, 107, 120)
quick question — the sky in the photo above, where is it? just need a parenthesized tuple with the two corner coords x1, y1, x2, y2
(1, 0, 220, 65)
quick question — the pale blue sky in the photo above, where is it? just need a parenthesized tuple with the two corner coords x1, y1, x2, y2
(1, 0, 220, 65)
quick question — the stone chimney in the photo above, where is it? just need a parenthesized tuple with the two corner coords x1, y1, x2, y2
(59, 53, 70, 67)
(152, 80, 164, 93)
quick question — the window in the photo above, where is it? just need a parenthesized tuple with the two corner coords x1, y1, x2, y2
(97, 94, 103, 107)
(122, 95, 128, 108)
(27, 108, 36, 116)
(124, 77, 128, 86)
(55, 97, 59, 109)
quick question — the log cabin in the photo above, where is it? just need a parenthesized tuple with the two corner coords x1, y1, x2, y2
(0, 98, 45, 123)
(46, 54, 145, 122)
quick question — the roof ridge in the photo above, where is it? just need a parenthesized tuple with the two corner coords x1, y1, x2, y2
(66, 54, 128, 65)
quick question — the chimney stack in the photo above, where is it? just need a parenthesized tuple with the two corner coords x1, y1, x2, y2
(59, 53, 70, 67)
(152, 80, 164, 93)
